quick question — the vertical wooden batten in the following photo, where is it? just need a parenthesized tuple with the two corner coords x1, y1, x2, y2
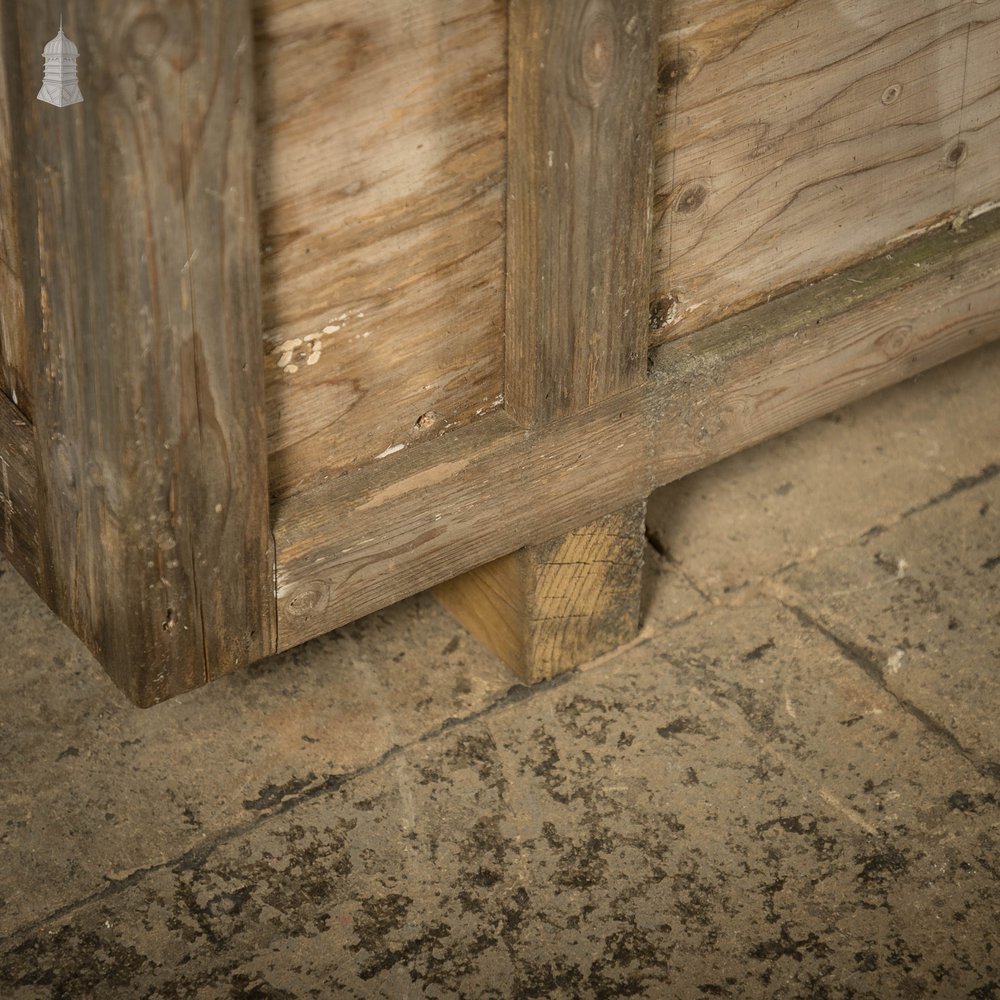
(0, 2, 38, 417)
(505, 0, 658, 424)
(438, 0, 658, 681)
(16, 0, 274, 705)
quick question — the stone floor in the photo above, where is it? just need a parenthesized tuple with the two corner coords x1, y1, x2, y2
(0, 343, 997, 1000)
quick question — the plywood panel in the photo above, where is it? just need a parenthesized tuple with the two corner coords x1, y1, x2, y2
(255, 0, 506, 500)
(652, 0, 1000, 343)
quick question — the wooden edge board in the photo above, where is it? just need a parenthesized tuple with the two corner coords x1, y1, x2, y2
(0, 391, 38, 589)
(15, 0, 274, 706)
(272, 208, 1000, 653)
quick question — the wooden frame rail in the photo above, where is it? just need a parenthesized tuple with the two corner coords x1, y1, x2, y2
(273, 209, 1000, 652)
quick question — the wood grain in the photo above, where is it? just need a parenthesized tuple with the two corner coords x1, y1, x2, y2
(652, 0, 1000, 342)
(273, 208, 1000, 652)
(0, 5, 35, 416)
(436, 504, 646, 683)
(0, 391, 38, 589)
(14, 0, 274, 705)
(505, 0, 657, 424)
(254, 0, 507, 499)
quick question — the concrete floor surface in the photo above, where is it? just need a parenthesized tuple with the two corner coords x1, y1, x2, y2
(0, 343, 997, 999)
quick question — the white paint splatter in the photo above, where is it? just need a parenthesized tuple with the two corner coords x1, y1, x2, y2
(375, 443, 406, 459)
(886, 648, 906, 675)
(274, 338, 302, 371)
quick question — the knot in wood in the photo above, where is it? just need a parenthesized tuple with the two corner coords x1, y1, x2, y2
(675, 184, 708, 214)
(572, 3, 618, 106)
(947, 142, 968, 167)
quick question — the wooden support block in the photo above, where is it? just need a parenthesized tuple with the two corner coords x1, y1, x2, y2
(436, 503, 646, 684)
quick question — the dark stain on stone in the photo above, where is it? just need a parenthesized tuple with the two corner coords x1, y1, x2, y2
(904, 464, 999, 518)
(301, 734, 319, 743)
(872, 551, 901, 575)
(118, 738, 142, 748)
(970, 982, 1000, 999)
(854, 949, 879, 972)
(243, 773, 318, 811)
(587, 922, 673, 997)
(757, 814, 836, 857)
(230, 975, 297, 999)
(442, 635, 461, 655)
(204, 886, 253, 920)
(56, 746, 79, 761)
(472, 867, 502, 888)
(854, 845, 910, 884)
(743, 638, 775, 662)
(860, 524, 887, 544)
(775, 481, 793, 496)
(724, 683, 780, 741)
(749, 926, 828, 964)
(4, 926, 153, 994)
(981, 554, 1000, 570)
(656, 716, 705, 738)
(839, 715, 865, 727)
(948, 790, 977, 812)
(351, 892, 413, 953)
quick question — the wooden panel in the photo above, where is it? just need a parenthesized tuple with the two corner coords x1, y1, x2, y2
(505, 0, 657, 424)
(0, 392, 38, 589)
(436, 504, 646, 683)
(651, 0, 1000, 342)
(0, 5, 34, 416)
(273, 208, 1000, 652)
(255, 0, 507, 500)
(15, 1, 274, 706)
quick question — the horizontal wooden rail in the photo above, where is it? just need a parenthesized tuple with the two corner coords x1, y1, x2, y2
(273, 208, 1000, 652)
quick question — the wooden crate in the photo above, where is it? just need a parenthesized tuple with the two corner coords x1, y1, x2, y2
(1, 0, 998, 705)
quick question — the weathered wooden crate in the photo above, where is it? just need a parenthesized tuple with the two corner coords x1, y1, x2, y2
(1, 0, 998, 705)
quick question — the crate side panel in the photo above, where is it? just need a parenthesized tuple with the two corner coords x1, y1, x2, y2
(652, 0, 1000, 343)
(256, 0, 506, 500)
